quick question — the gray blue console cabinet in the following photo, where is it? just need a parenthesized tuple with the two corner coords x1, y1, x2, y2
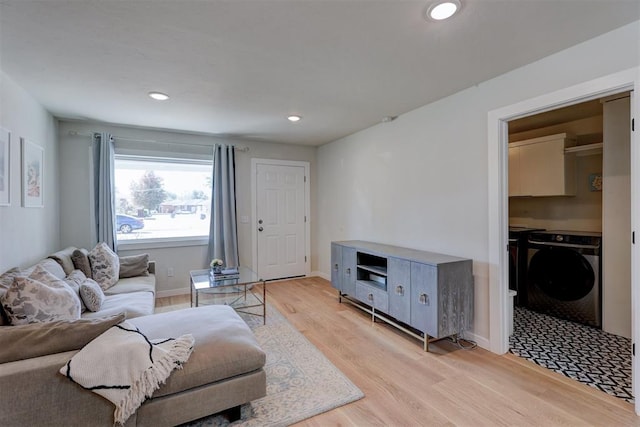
(331, 240, 473, 351)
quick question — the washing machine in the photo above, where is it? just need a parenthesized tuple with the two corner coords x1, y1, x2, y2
(526, 230, 602, 328)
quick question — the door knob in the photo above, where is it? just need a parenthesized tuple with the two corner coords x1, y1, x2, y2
(258, 219, 263, 224)
(258, 227, 264, 232)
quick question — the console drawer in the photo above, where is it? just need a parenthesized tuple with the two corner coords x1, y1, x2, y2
(356, 281, 388, 312)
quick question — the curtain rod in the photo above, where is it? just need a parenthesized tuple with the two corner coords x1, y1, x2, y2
(67, 130, 249, 152)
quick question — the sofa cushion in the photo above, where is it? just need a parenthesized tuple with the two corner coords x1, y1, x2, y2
(104, 275, 156, 296)
(81, 291, 154, 320)
(37, 258, 67, 280)
(129, 306, 266, 398)
(79, 279, 105, 312)
(119, 253, 150, 279)
(0, 313, 125, 363)
(71, 248, 92, 278)
(88, 242, 120, 290)
(47, 247, 77, 276)
(1, 266, 82, 325)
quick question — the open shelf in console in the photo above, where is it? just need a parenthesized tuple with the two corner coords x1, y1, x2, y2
(356, 251, 387, 290)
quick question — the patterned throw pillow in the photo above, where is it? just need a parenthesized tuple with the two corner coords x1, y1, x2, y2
(88, 242, 120, 290)
(1, 265, 82, 325)
(0, 267, 23, 326)
(79, 279, 105, 312)
(64, 270, 88, 312)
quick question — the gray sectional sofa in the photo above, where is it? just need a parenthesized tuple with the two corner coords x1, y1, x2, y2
(0, 246, 267, 426)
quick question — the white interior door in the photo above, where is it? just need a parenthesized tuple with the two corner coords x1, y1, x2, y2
(255, 162, 306, 280)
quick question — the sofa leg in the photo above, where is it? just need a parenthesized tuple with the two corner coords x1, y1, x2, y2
(224, 405, 242, 422)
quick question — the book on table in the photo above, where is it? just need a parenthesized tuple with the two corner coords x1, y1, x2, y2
(212, 268, 240, 280)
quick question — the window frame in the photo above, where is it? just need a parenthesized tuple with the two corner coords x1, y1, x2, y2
(113, 154, 213, 249)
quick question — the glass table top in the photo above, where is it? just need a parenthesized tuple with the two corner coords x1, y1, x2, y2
(190, 266, 262, 290)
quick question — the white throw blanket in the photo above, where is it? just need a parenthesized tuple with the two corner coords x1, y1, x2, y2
(59, 321, 195, 426)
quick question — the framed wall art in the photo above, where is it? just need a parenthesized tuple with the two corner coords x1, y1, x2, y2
(0, 128, 9, 206)
(21, 138, 44, 208)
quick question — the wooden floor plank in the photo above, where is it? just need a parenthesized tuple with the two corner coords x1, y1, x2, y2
(156, 276, 640, 426)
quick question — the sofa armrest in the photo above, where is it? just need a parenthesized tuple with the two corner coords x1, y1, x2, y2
(148, 261, 156, 275)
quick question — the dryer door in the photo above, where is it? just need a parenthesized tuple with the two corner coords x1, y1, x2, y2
(528, 247, 595, 301)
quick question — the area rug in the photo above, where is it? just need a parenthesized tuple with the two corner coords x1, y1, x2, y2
(181, 302, 364, 426)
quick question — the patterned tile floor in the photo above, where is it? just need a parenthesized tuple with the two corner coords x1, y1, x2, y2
(509, 306, 633, 403)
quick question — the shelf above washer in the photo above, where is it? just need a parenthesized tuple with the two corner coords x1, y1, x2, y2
(564, 142, 603, 156)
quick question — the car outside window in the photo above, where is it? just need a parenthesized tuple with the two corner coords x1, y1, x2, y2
(114, 156, 212, 243)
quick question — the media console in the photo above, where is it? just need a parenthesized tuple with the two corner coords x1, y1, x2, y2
(331, 240, 474, 351)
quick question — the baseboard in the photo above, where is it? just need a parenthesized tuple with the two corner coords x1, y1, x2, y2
(156, 288, 190, 299)
(312, 271, 330, 281)
(463, 330, 490, 351)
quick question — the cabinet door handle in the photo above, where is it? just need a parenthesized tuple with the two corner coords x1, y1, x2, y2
(419, 293, 430, 305)
(334, 263, 339, 271)
(368, 293, 374, 302)
(346, 268, 351, 275)
(395, 285, 404, 296)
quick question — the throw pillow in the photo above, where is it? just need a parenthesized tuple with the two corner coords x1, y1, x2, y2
(119, 253, 150, 279)
(64, 270, 88, 313)
(80, 278, 105, 312)
(0, 313, 126, 364)
(0, 267, 22, 326)
(71, 248, 92, 278)
(0, 267, 22, 291)
(88, 242, 120, 290)
(1, 266, 82, 325)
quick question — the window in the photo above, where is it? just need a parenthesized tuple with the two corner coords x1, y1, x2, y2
(114, 156, 212, 243)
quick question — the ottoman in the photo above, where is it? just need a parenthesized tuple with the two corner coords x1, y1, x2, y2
(128, 305, 267, 426)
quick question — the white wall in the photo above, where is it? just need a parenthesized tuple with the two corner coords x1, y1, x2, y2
(57, 121, 317, 295)
(316, 21, 640, 345)
(0, 71, 59, 272)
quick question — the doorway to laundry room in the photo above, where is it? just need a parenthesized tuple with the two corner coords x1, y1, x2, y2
(506, 93, 633, 404)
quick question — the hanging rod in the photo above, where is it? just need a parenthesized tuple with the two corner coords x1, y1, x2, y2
(67, 130, 249, 152)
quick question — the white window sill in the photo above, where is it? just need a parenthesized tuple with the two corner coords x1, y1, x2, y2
(117, 236, 208, 251)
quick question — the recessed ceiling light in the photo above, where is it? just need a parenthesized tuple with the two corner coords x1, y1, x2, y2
(426, 0, 461, 21)
(287, 115, 302, 122)
(148, 91, 169, 101)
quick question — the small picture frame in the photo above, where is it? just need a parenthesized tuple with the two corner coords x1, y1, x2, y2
(21, 138, 44, 208)
(0, 128, 10, 206)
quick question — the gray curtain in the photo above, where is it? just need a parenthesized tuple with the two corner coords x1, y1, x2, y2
(208, 144, 239, 268)
(93, 132, 117, 251)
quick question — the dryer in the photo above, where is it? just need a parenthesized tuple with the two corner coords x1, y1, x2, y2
(526, 230, 602, 328)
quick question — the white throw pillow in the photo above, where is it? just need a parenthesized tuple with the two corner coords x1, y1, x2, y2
(79, 279, 105, 312)
(88, 242, 120, 290)
(1, 265, 81, 325)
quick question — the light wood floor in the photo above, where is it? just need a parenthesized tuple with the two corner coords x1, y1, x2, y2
(156, 277, 640, 426)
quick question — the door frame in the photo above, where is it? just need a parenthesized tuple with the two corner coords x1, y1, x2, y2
(487, 67, 639, 412)
(251, 158, 311, 279)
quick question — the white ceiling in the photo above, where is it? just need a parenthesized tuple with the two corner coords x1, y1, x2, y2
(1, 0, 638, 146)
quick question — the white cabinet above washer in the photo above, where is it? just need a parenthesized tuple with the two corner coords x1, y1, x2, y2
(509, 132, 577, 197)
